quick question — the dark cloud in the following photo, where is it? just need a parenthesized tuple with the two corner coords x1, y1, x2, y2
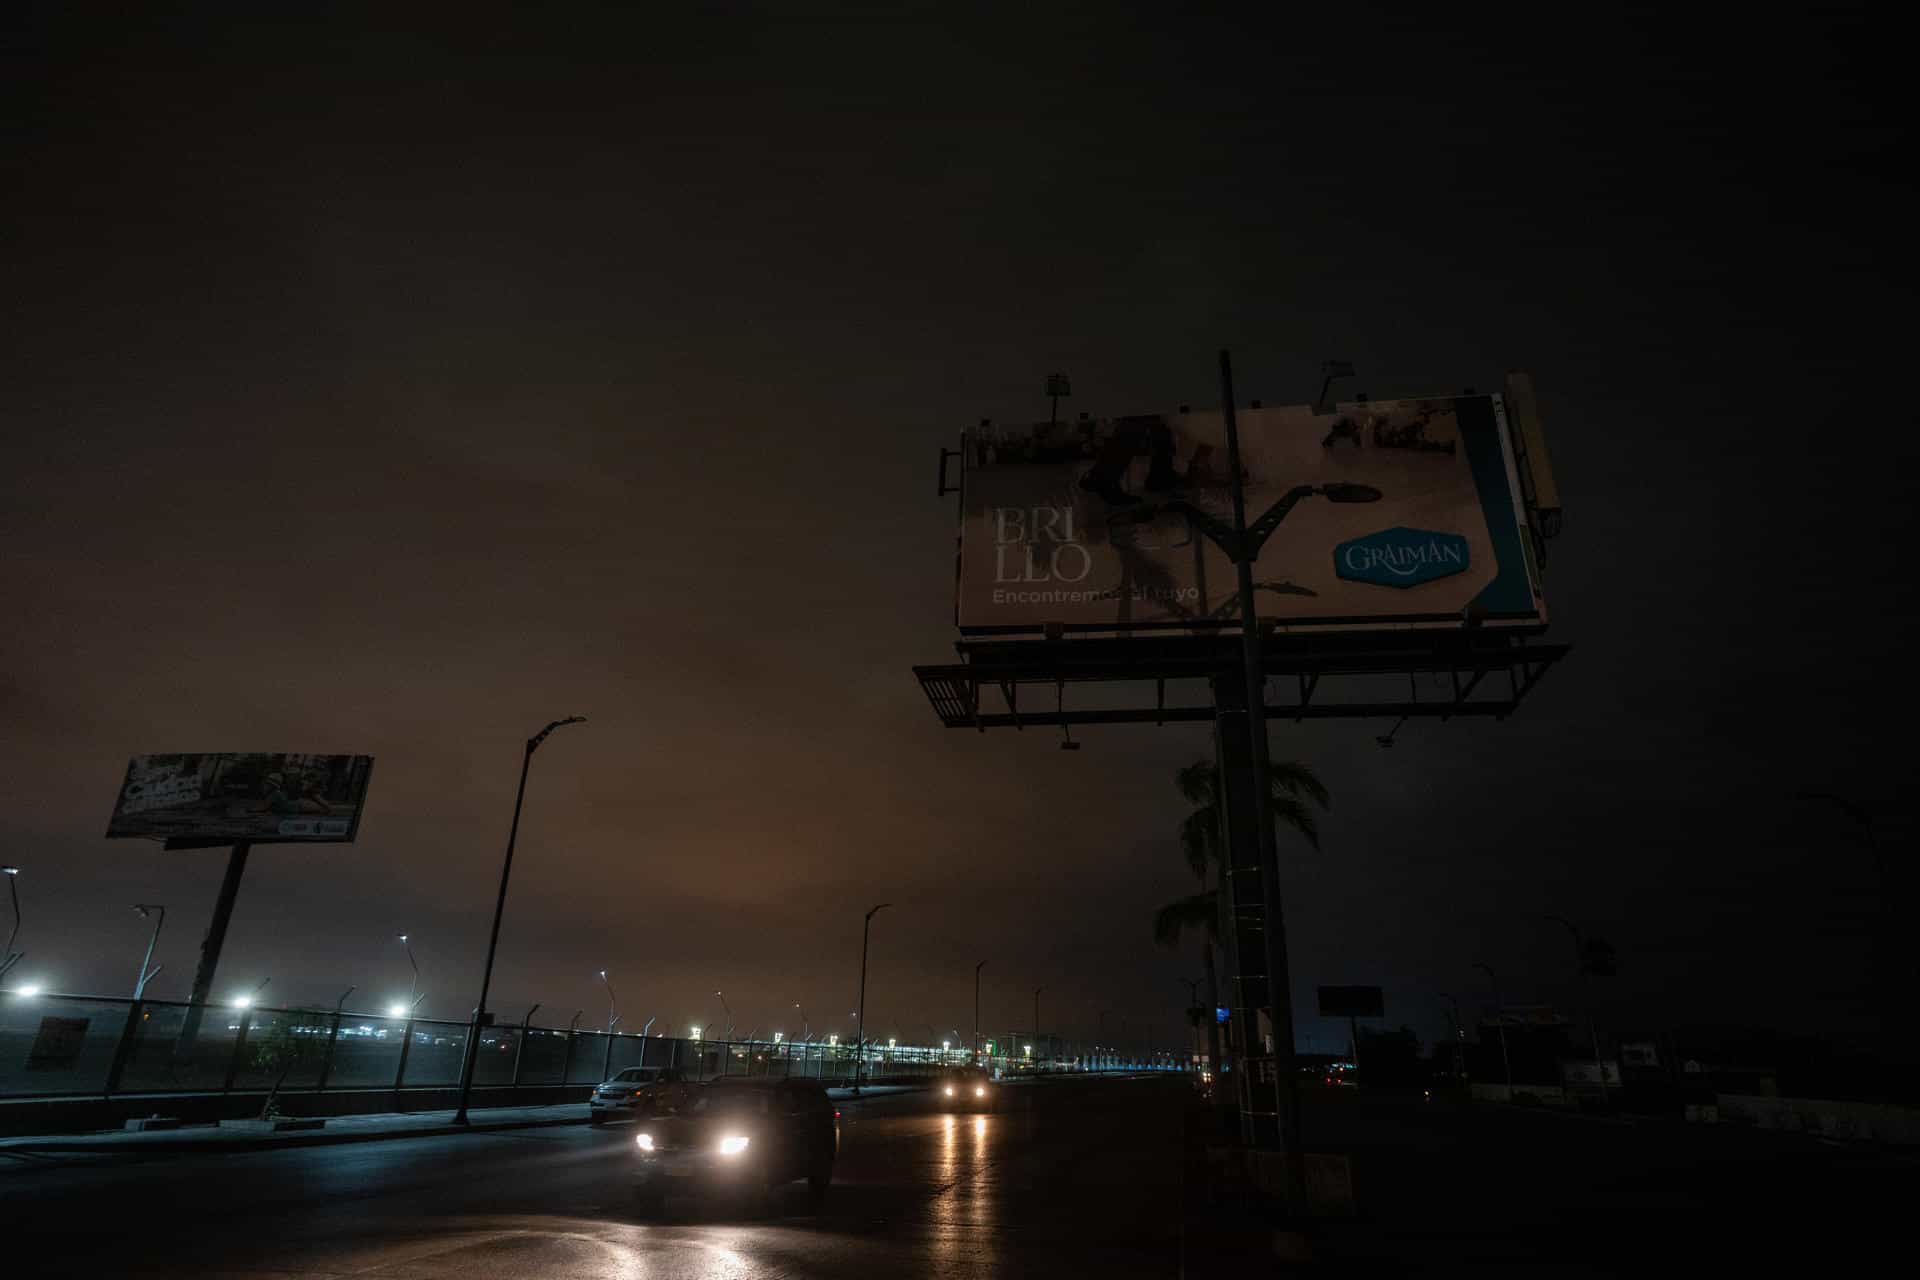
(3, 3, 1907, 1053)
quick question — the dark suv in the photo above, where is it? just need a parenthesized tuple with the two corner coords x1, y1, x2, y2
(630, 1077, 838, 1214)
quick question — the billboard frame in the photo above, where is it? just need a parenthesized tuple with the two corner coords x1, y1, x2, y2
(106, 753, 375, 847)
(915, 629, 1567, 731)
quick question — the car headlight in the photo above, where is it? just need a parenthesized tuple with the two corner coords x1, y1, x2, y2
(974, 1086, 985, 1097)
(944, 1085, 955, 1096)
(718, 1134, 750, 1156)
(635, 1132, 655, 1151)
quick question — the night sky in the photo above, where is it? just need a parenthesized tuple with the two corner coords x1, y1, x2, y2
(5, 5, 1908, 1055)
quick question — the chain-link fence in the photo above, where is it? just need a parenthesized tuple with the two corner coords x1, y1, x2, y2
(0, 992, 975, 1101)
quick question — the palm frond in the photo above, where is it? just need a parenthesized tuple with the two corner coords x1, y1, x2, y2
(1174, 760, 1216, 807)
(1178, 808, 1220, 880)
(1267, 760, 1331, 812)
(1270, 792, 1322, 849)
(1152, 890, 1219, 948)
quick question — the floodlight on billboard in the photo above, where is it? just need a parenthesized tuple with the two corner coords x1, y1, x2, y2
(106, 753, 375, 844)
(955, 393, 1546, 635)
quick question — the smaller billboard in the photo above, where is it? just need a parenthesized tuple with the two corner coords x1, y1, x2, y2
(1317, 985, 1385, 1018)
(106, 753, 375, 843)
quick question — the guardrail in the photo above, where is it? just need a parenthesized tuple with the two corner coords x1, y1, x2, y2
(0, 992, 1166, 1102)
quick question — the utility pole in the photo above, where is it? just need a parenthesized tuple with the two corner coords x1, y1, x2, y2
(853, 902, 890, 1092)
(1033, 985, 1045, 1065)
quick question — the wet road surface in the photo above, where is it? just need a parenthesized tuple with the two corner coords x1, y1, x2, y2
(3, 1077, 1186, 1278)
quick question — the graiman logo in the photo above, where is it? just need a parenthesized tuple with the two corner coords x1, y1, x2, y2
(1334, 527, 1469, 588)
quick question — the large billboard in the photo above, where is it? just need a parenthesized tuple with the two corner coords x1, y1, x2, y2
(106, 753, 375, 843)
(956, 394, 1545, 634)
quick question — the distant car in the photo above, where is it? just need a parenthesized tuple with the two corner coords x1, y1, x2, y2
(589, 1066, 673, 1124)
(630, 1077, 838, 1214)
(935, 1067, 996, 1112)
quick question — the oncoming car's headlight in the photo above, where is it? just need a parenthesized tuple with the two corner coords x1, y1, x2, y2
(718, 1134, 750, 1156)
(974, 1086, 985, 1097)
(635, 1132, 655, 1151)
(944, 1085, 955, 1097)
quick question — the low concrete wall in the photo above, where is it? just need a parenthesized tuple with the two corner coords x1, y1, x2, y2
(0, 1084, 593, 1137)
(1714, 1093, 1920, 1145)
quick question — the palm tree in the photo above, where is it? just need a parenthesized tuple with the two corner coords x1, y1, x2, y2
(1153, 758, 1330, 1093)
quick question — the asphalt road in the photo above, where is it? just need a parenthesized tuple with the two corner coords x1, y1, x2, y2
(1, 1077, 1188, 1278)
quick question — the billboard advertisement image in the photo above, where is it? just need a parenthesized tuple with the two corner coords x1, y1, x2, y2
(956, 394, 1544, 634)
(106, 753, 375, 843)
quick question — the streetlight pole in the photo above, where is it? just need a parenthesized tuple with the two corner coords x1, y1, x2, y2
(854, 903, 891, 1091)
(1546, 915, 1606, 1104)
(1, 867, 22, 982)
(794, 1003, 810, 1043)
(1475, 962, 1512, 1098)
(714, 990, 733, 1040)
(1438, 992, 1467, 1082)
(131, 904, 165, 999)
(1033, 986, 1045, 1065)
(399, 934, 420, 1008)
(452, 714, 587, 1127)
(1099, 1010, 1113, 1070)
(973, 960, 987, 1068)
(600, 970, 617, 1033)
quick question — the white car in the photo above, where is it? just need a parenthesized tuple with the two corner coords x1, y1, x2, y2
(590, 1066, 671, 1124)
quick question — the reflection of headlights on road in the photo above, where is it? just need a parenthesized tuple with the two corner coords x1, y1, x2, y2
(635, 1132, 655, 1151)
(718, 1134, 750, 1156)
(974, 1086, 985, 1097)
(944, 1085, 955, 1097)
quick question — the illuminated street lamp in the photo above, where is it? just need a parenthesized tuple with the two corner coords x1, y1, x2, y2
(230, 977, 270, 1009)
(452, 715, 587, 1127)
(691, 1025, 703, 1041)
(714, 990, 733, 1039)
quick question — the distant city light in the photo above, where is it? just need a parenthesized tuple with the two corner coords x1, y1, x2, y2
(691, 1026, 703, 1041)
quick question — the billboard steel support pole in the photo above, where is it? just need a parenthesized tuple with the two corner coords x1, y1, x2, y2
(177, 842, 252, 1057)
(1220, 349, 1305, 1207)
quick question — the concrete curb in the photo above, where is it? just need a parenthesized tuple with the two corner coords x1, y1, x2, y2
(4, 1112, 591, 1155)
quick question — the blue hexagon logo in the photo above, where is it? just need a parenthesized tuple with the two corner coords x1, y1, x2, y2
(1333, 527, 1470, 588)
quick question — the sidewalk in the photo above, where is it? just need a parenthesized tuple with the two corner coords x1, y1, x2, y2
(0, 1102, 590, 1154)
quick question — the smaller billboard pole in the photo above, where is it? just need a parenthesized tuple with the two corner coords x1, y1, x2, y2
(176, 842, 252, 1055)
